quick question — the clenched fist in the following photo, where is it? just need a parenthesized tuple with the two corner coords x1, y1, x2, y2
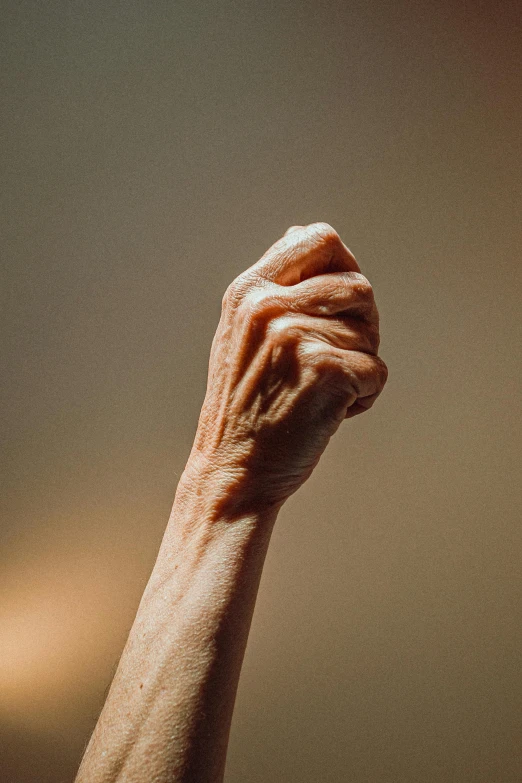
(184, 222, 388, 518)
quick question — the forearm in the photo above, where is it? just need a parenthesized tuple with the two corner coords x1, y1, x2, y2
(76, 456, 279, 783)
(75, 222, 387, 782)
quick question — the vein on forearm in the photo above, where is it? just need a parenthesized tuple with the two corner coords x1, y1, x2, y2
(76, 481, 276, 783)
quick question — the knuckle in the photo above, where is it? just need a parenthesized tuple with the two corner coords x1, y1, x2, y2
(221, 273, 252, 309)
(306, 221, 341, 250)
(303, 347, 355, 397)
(267, 314, 300, 343)
(244, 287, 284, 320)
(265, 316, 307, 357)
(349, 272, 374, 300)
(373, 355, 389, 386)
(299, 342, 342, 373)
(238, 287, 286, 329)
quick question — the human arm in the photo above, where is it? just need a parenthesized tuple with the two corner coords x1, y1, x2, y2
(75, 222, 388, 782)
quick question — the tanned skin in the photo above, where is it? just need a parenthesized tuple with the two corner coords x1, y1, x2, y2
(75, 222, 388, 782)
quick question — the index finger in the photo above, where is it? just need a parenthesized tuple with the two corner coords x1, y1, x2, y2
(245, 222, 361, 286)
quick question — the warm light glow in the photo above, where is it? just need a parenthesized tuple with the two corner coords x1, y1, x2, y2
(0, 529, 140, 732)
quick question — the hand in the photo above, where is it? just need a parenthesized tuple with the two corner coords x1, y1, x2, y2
(185, 222, 388, 516)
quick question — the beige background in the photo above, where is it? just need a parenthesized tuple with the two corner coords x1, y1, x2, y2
(1, 1, 521, 781)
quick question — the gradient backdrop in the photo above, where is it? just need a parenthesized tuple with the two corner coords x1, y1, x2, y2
(1, 1, 521, 781)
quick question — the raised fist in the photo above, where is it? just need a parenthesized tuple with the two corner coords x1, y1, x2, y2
(184, 223, 388, 517)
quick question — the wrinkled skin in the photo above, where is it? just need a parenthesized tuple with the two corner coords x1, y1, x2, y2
(185, 222, 388, 517)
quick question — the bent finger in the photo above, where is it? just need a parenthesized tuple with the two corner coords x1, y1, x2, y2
(246, 222, 361, 286)
(306, 346, 388, 402)
(284, 271, 378, 323)
(267, 312, 379, 355)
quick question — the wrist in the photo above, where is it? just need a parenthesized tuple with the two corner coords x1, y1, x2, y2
(176, 445, 283, 524)
(151, 449, 279, 593)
